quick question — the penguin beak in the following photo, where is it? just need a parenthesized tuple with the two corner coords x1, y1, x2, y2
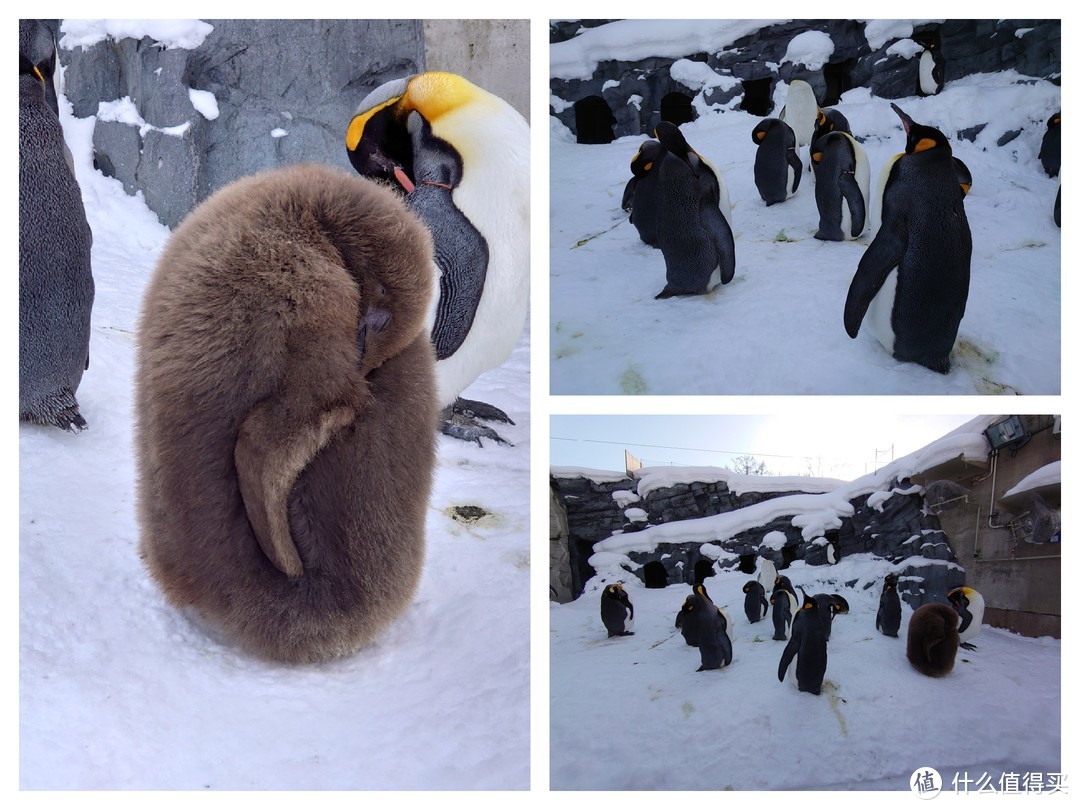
(890, 103, 914, 135)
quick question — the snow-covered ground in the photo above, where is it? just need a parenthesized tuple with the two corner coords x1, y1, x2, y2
(550, 22, 1061, 395)
(550, 556, 1061, 791)
(19, 38, 530, 790)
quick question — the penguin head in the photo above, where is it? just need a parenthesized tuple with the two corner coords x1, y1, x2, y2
(742, 581, 753, 594)
(947, 586, 972, 609)
(830, 594, 850, 615)
(653, 121, 694, 161)
(884, 573, 898, 590)
(800, 590, 818, 612)
(891, 103, 952, 157)
(19, 20, 56, 83)
(346, 71, 491, 193)
(630, 140, 664, 176)
(953, 157, 973, 196)
(1047, 113, 1061, 131)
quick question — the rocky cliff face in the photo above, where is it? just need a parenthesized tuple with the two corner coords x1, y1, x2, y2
(550, 471, 964, 606)
(59, 20, 424, 228)
(550, 19, 1060, 142)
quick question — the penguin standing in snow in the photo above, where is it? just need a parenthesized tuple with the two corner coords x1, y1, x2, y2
(947, 586, 985, 650)
(346, 71, 529, 446)
(1039, 113, 1060, 178)
(778, 591, 828, 694)
(687, 585, 733, 671)
(652, 121, 736, 299)
(812, 107, 851, 147)
(843, 103, 971, 374)
(743, 579, 769, 624)
(676, 590, 702, 646)
(811, 130, 870, 241)
(876, 574, 902, 638)
(779, 79, 819, 148)
(600, 583, 635, 637)
(906, 601, 959, 677)
(757, 558, 778, 590)
(752, 117, 801, 205)
(770, 575, 799, 641)
(622, 139, 665, 247)
(19, 19, 95, 432)
(917, 40, 945, 96)
(814, 593, 849, 641)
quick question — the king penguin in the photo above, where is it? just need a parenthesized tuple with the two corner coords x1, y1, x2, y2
(689, 585, 733, 671)
(743, 579, 769, 624)
(778, 591, 828, 694)
(1039, 112, 1060, 178)
(770, 575, 799, 641)
(843, 103, 971, 374)
(600, 583, 635, 637)
(917, 40, 945, 96)
(812, 107, 852, 148)
(19, 19, 95, 432)
(811, 130, 870, 241)
(778, 79, 819, 149)
(622, 139, 665, 247)
(752, 117, 801, 205)
(947, 586, 985, 650)
(345, 71, 529, 446)
(876, 573, 902, 638)
(906, 601, 959, 677)
(652, 121, 736, 299)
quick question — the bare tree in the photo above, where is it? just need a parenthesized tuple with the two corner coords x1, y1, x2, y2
(726, 454, 769, 476)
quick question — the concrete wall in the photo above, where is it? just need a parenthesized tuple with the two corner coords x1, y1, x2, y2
(423, 19, 530, 121)
(550, 486, 573, 603)
(932, 416, 1061, 638)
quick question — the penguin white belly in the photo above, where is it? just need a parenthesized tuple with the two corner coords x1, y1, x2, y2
(428, 101, 530, 408)
(786, 163, 796, 199)
(840, 197, 853, 239)
(623, 612, 635, 633)
(919, 51, 939, 94)
(866, 267, 898, 356)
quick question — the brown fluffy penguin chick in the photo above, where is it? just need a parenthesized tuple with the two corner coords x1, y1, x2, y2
(135, 163, 438, 665)
(906, 602, 960, 677)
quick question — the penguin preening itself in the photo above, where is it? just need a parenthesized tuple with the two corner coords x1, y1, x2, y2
(770, 575, 798, 641)
(600, 583, 635, 637)
(947, 586, 985, 650)
(652, 121, 736, 299)
(844, 103, 972, 374)
(813, 593, 849, 641)
(19, 19, 95, 432)
(346, 71, 529, 447)
(622, 139, 665, 247)
(752, 118, 801, 205)
(812, 107, 852, 147)
(811, 131, 870, 241)
(876, 574, 902, 638)
(683, 585, 732, 671)
(778, 79, 819, 149)
(743, 579, 769, 624)
(778, 591, 828, 694)
(136, 164, 439, 664)
(906, 602, 960, 677)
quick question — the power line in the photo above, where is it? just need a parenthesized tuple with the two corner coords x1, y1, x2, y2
(550, 435, 870, 467)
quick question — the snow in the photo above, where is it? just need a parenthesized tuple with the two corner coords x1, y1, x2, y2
(636, 465, 846, 497)
(97, 97, 191, 138)
(550, 20, 785, 80)
(624, 508, 649, 523)
(886, 38, 924, 59)
(1003, 461, 1061, 499)
(612, 490, 641, 507)
(781, 30, 835, 71)
(188, 87, 219, 120)
(669, 59, 736, 93)
(59, 18, 214, 50)
(270, 127, 288, 138)
(20, 40, 529, 790)
(552, 465, 632, 484)
(551, 40, 1060, 394)
(551, 556, 1060, 790)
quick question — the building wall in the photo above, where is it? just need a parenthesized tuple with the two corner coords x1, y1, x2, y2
(932, 416, 1061, 638)
(423, 19, 530, 121)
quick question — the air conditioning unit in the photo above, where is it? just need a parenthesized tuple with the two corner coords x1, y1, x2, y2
(1006, 494, 1062, 544)
(922, 479, 971, 515)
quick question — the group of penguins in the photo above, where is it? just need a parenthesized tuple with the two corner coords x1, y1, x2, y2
(599, 560, 986, 696)
(620, 79, 1061, 375)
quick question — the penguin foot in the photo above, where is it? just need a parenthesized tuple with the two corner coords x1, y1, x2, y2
(440, 401, 514, 447)
(22, 389, 88, 433)
(959, 641, 978, 651)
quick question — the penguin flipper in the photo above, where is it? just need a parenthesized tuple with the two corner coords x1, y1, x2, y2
(787, 149, 803, 194)
(622, 177, 637, 213)
(234, 400, 357, 577)
(717, 626, 733, 667)
(402, 111, 490, 363)
(839, 171, 866, 237)
(699, 203, 736, 285)
(778, 637, 797, 682)
(844, 232, 904, 338)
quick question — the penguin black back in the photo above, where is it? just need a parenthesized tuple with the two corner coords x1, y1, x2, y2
(778, 591, 828, 694)
(623, 139, 665, 247)
(19, 19, 95, 432)
(876, 574, 902, 637)
(600, 583, 635, 637)
(652, 121, 735, 299)
(742, 579, 769, 623)
(1039, 113, 1060, 178)
(906, 602, 959, 677)
(689, 585, 732, 672)
(812, 107, 851, 149)
(751, 117, 801, 205)
(770, 576, 797, 640)
(843, 103, 971, 374)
